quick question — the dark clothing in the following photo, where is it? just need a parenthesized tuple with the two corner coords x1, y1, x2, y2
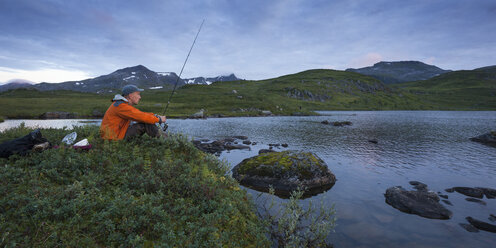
(0, 129, 48, 158)
(125, 123, 162, 139)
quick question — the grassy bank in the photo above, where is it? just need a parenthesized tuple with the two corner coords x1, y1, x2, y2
(0, 125, 269, 247)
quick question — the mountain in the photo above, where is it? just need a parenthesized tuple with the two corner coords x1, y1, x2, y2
(0, 80, 35, 91)
(0, 65, 241, 93)
(184, 74, 242, 85)
(346, 61, 451, 84)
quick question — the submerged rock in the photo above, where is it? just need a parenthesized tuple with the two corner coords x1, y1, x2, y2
(384, 186, 452, 219)
(465, 198, 487, 205)
(445, 187, 484, 198)
(409, 181, 428, 191)
(489, 214, 496, 222)
(466, 217, 496, 233)
(232, 150, 336, 198)
(459, 223, 479, 233)
(193, 137, 250, 155)
(442, 200, 453, 206)
(479, 187, 496, 199)
(333, 121, 352, 126)
(470, 131, 496, 146)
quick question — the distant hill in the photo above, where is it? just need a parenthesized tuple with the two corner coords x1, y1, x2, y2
(0, 65, 241, 93)
(346, 61, 451, 84)
(0, 80, 35, 91)
(393, 65, 496, 109)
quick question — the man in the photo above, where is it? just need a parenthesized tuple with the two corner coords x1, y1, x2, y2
(100, 84, 167, 140)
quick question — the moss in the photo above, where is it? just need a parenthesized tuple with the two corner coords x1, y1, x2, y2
(237, 151, 327, 180)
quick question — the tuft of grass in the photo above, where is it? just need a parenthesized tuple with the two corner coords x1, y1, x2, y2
(0, 125, 269, 247)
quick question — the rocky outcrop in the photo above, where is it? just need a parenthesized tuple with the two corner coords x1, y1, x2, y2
(192, 137, 250, 155)
(232, 150, 336, 198)
(470, 132, 496, 146)
(39, 111, 77, 119)
(384, 183, 452, 220)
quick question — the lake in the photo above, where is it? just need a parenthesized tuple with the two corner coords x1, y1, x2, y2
(1, 111, 495, 247)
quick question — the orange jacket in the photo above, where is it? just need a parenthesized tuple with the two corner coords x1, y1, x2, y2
(100, 96, 159, 140)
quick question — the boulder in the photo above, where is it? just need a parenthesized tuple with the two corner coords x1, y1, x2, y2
(39, 111, 76, 119)
(242, 140, 252, 145)
(368, 139, 378, 144)
(489, 214, 496, 222)
(190, 109, 205, 119)
(321, 120, 330, 125)
(466, 217, 496, 233)
(232, 150, 336, 198)
(409, 181, 428, 191)
(470, 131, 496, 146)
(384, 186, 452, 219)
(260, 110, 272, 116)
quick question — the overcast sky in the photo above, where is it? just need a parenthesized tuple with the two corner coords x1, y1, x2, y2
(0, 0, 495, 84)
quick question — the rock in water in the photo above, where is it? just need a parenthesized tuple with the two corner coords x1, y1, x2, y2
(470, 132, 496, 146)
(232, 150, 336, 198)
(478, 187, 496, 199)
(465, 198, 487, 205)
(384, 186, 452, 219)
(445, 187, 484, 198)
(459, 223, 479, 233)
(466, 217, 496, 233)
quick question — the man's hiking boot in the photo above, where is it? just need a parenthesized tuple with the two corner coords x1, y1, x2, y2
(33, 142, 50, 152)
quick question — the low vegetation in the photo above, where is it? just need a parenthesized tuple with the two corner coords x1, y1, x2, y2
(0, 125, 269, 247)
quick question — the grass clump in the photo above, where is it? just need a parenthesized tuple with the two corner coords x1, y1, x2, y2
(0, 125, 269, 247)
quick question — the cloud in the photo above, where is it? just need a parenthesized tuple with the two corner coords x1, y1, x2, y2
(0, 67, 92, 84)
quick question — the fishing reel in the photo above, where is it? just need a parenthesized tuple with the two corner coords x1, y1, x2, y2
(161, 122, 168, 132)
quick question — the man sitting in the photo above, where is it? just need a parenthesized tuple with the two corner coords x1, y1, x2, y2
(100, 84, 167, 140)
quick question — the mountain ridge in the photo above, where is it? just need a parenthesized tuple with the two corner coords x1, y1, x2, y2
(346, 61, 452, 84)
(0, 65, 242, 93)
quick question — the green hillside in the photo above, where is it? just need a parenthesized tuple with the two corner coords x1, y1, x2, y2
(1, 67, 493, 120)
(393, 66, 496, 110)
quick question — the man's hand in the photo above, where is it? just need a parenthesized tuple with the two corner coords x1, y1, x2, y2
(159, 115, 166, 123)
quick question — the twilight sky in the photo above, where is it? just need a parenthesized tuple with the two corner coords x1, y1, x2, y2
(0, 0, 495, 84)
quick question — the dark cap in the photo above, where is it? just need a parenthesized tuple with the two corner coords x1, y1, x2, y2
(122, 84, 144, 96)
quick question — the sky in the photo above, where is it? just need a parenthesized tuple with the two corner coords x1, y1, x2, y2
(0, 0, 495, 84)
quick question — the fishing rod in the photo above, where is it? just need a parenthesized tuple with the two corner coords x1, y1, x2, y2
(162, 19, 204, 115)
(159, 19, 204, 131)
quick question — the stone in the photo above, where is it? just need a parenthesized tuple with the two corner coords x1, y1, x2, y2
(260, 110, 272, 116)
(368, 139, 378, 144)
(233, 136, 248, 140)
(384, 186, 452, 219)
(459, 223, 479, 233)
(465, 198, 487, 205)
(39, 111, 76, 119)
(441, 200, 453, 206)
(438, 194, 449, 199)
(333, 121, 352, 126)
(477, 187, 496, 199)
(281, 143, 288, 148)
(321, 120, 330, 125)
(446, 187, 484, 198)
(470, 132, 496, 146)
(232, 150, 336, 198)
(466, 217, 496, 233)
(489, 214, 496, 222)
(242, 140, 252, 145)
(258, 149, 275, 154)
(409, 181, 428, 191)
(190, 109, 205, 119)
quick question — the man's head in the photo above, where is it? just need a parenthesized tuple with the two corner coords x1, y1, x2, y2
(122, 84, 144, 105)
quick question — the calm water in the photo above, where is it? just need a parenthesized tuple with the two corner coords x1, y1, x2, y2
(1, 111, 496, 247)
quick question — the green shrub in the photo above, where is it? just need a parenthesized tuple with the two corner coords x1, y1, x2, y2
(0, 126, 269, 247)
(257, 188, 337, 248)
